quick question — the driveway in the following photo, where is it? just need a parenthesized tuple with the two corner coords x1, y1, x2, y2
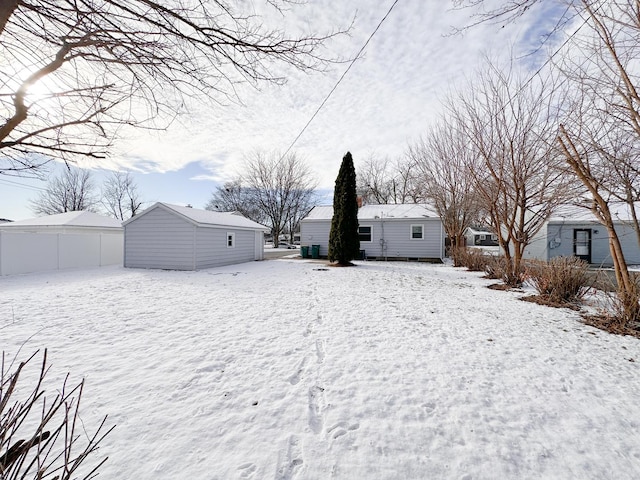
(263, 247, 300, 260)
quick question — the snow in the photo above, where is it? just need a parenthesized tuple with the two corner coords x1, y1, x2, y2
(305, 204, 438, 220)
(127, 202, 269, 230)
(2, 259, 640, 479)
(0, 210, 122, 228)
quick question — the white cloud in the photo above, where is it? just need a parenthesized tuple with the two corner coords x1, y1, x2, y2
(97, 1, 561, 190)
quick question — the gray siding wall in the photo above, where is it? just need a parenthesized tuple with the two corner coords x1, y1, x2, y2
(195, 227, 257, 268)
(300, 218, 444, 260)
(362, 219, 443, 259)
(523, 228, 550, 261)
(125, 207, 195, 270)
(524, 221, 640, 266)
(300, 221, 331, 256)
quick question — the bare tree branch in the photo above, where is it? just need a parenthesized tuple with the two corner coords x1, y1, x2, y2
(0, 1, 347, 176)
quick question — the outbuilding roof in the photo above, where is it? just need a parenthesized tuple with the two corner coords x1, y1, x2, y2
(0, 211, 122, 229)
(124, 202, 269, 231)
(303, 203, 439, 221)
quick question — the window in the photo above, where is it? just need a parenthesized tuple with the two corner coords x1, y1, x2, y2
(479, 234, 486, 241)
(358, 225, 372, 242)
(411, 224, 424, 240)
(226, 232, 235, 248)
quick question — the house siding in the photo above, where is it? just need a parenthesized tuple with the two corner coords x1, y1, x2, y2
(300, 218, 444, 260)
(300, 221, 331, 257)
(195, 227, 257, 268)
(363, 219, 443, 259)
(124, 207, 196, 270)
(524, 221, 640, 266)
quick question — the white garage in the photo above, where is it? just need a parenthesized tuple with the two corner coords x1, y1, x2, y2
(0, 211, 123, 276)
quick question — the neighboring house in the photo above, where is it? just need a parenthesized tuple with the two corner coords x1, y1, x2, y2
(123, 202, 268, 270)
(464, 227, 499, 247)
(300, 204, 445, 261)
(0, 211, 123, 275)
(524, 204, 640, 266)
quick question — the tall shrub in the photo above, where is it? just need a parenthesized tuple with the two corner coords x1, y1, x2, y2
(328, 152, 360, 264)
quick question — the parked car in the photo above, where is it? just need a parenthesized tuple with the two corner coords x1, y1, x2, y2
(278, 242, 297, 249)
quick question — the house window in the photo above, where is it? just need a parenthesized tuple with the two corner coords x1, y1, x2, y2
(411, 224, 424, 240)
(358, 225, 372, 242)
(227, 232, 235, 248)
(479, 234, 486, 241)
(491, 234, 498, 241)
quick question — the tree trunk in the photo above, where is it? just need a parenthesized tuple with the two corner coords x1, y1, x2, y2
(559, 125, 638, 323)
(0, 0, 18, 36)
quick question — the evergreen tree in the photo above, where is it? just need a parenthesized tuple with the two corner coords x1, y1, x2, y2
(328, 151, 360, 264)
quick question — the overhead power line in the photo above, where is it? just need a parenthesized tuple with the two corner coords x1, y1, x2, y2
(0, 177, 46, 192)
(280, 0, 401, 159)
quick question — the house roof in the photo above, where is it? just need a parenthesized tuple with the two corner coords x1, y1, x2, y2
(0, 211, 122, 229)
(125, 202, 269, 231)
(466, 227, 495, 235)
(303, 203, 439, 221)
(548, 203, 639, 223)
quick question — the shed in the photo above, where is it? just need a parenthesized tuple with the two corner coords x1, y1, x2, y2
(123, 202, 268, 270)
(524, 204, 640, 266)
(464, 227, 499, 247)
(0, 211, 123, 275)
(300, 204, 445, 261)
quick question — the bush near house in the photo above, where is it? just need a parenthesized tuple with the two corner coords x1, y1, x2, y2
(451, 247, 499, 273)
(524, 257, 591, 305)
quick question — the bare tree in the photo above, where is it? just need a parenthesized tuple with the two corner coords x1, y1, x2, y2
(0, 1, 344, 177)
(239, 151, 317, 243)
(455, 0, 640, 322)
(555, 0, 640, 323)
(1, 349, 113, 479)
(356, 155, 425, 205)
(30, 167, 98, 215)
(408, 120, 481, 251)
(205, 179, 269, 226)
(101, 171, 144, 220)
(449, 63, 574, 285)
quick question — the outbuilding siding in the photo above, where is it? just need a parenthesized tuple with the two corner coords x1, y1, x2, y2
(125, 207, 196, 270)
(123, 203, 268, 270)
(195, 227, 256, 268)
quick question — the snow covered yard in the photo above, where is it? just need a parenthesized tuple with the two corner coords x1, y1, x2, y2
(2, 259, 640, 479)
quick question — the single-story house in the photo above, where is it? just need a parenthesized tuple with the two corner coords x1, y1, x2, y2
(123, 202, 268, 270)
(300, 204, 445, 261)
(464, 227, 499, 247)
(0, 211, 123, 275)
(523, 204, 640, 266)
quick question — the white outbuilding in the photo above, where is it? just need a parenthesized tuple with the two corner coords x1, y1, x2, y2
(123, 202, 268, 270)
(0, 211, 123, 275)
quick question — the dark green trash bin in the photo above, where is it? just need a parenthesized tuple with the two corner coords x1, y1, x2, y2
(311, 244, 320, 259)
(301, 245, 309, 258)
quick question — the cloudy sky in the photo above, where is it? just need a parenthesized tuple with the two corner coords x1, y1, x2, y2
(1, 0, 562, 221)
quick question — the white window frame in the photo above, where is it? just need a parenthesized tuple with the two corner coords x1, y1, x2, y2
(479, 234, 486, 241)
(226, 232, 235, 248)
(410, 224, 424, 240)
(358, 225, 373, 243)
